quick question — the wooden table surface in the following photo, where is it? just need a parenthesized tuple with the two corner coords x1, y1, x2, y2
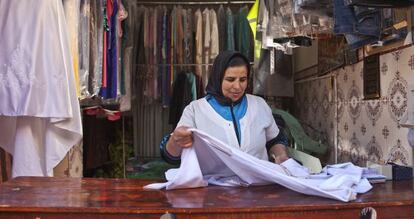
(0, 177, 413, 219)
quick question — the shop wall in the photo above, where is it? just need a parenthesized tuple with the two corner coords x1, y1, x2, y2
(294, 77, 336, 163)
(294, 45, 414, 167)
(293, 40, 318, 73)
(54, 142, 83, 177)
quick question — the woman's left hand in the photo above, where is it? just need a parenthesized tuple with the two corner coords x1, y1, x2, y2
(272, 154, 289, 164)
(269, 144, 289, 164)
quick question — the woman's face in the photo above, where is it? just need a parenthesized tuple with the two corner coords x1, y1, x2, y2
(221, 65, 248, 102)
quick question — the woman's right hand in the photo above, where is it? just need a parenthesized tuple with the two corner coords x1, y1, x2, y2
(171, 126, 193, 148)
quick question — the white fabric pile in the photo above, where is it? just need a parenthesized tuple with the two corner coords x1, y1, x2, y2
(145, 129, 372, 202)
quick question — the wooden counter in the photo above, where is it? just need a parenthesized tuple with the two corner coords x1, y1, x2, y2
(0, 177, 413, 219)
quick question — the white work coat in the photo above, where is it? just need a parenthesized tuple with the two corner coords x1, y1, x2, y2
(177, 94, 279, 161)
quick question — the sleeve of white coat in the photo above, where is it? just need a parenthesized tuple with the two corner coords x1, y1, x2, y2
(176, 102, 196, 128)
(261, 99, 279, 141)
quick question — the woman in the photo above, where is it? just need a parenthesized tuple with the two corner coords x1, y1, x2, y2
(161, 51, 289, 165)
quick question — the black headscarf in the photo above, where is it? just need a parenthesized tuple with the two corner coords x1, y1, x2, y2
(205, 51, 250, 106)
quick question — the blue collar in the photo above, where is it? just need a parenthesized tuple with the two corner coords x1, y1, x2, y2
(206, 95, 247, 142)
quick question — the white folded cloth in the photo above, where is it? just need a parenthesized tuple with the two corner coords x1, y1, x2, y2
(145, 129, 372, 202)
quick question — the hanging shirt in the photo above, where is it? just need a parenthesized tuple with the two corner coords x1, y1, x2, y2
(62, 0, 81, 97)
(78, 0, 91, 99)
(100, 0, 118, 99)
(88, 0, 104, 97)
(194, 9, 203, 78)
(202, 8, 211, 89)
(226, 7, 235, 51)
(117, 0, 128, 97)
(236, 6, 254, 61)
(176, 7, 184, 71)
(209, 9, 219, 61)
(217, 5, 227, 52)
(161, 6, 170, 107)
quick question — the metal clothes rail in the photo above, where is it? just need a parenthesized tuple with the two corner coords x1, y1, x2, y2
(136, 1, 255, 5)
(134, 62, 254, 66)
(135, 63, 213, 66)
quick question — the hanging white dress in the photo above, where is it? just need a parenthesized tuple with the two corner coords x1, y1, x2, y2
(0, 0, 82, 177)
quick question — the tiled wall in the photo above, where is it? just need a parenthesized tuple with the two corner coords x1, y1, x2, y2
(294, 45, 414, 167)
(56, 142, 83, 177)
(294, 76, 336, 163)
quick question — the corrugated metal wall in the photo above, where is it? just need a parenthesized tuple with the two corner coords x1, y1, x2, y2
(133, 100, 172, 159)
(131, 62, 171, 158)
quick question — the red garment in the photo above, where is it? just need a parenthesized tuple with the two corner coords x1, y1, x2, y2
(83, 106, 122, 121)
(106, 0, 113, 26)
(102, 29, 107, 88)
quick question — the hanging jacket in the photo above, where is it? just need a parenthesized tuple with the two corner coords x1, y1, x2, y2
(169, 72, 193, 129)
